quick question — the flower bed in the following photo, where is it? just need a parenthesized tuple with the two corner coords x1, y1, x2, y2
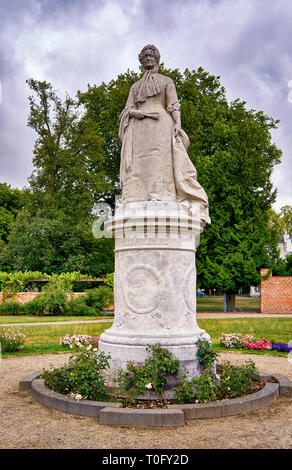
(60, 334, 99, 349)
(0, 327, 26, 352)
(219, 332, 290, 352)
(41, 341, 266, 407)
(219, 333, 253, 349)
(271, 343, 292, 353)
(244, 339, 272, 350)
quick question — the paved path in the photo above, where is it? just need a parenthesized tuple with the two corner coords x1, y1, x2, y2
(0, 312, 291, 327)
(197, 312, 292, 318)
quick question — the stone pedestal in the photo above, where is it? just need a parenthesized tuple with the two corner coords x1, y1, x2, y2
(98, 201, 209, 383)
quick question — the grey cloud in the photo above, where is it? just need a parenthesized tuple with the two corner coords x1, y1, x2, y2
(0, 0, 291, 208)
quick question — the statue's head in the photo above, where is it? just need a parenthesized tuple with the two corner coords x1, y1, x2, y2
(138, 44, 160, 70)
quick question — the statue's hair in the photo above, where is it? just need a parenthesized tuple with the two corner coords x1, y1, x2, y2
(138, 44, 160, 64)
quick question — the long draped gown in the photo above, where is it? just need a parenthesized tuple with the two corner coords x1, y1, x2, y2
(119, 72, 211, 226)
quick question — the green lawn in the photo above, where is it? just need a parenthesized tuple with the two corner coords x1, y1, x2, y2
(1, 317, 291, 358)
(197, 295, 260, 312)
(0, 315, 113, 324)
(1, 322, 113, 357)
(198, 317, 292, 357)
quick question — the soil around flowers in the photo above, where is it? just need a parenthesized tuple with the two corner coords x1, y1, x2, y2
(121, 400, 170, 409)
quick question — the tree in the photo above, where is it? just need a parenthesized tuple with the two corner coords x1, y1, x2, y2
(0, 183, 24, 270)
(3, 67, 282, 301)
(0, 183, 23, 243)
(1, 80, 114, 275)
(79, 66, 282, 310)
(280, 205, 292, 235)
(272, 254, 292, 276)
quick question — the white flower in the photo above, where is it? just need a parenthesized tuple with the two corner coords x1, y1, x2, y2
(75, 394, 83, 401)
(87, 345, 92, 350)
(145, 383, 152, 390)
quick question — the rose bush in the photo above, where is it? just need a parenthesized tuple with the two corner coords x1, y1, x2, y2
(219, 333, 253, 349)
(60, 334, 99, 349)
(0, 327, 26, 352)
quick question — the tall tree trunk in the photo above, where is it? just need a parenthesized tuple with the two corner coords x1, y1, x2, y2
(226, 294, 236, 312)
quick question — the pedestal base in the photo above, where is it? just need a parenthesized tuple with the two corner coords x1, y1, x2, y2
(99, 201, 209, 384)
(99, 334, 206, 385)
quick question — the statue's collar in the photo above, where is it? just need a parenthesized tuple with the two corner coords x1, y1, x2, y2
(142, 64, 159, 74)
(135, 65, 160, 104)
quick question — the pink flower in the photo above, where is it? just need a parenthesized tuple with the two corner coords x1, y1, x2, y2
(244, 339, 272, 350)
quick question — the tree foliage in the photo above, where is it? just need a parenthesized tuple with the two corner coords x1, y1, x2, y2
(80, 65, 282, 292)
(0, 183, 23, 243)
(1, 67, 283, 290)
(1, 80, 114, 275)
(279, 205, 292, 235)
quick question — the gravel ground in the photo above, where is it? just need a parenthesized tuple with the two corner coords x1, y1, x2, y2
(0, 351, 291, 449)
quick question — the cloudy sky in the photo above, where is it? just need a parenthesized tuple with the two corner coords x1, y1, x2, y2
(0, 0, 291, 211)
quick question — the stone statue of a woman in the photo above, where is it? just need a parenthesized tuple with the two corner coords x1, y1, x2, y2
(119, 44, 210, 226)
(100, 46, 212, 380)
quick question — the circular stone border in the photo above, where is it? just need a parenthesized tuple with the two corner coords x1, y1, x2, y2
(19, 371, 292, 427)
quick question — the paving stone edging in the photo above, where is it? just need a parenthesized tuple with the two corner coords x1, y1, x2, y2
(19, 371, 292, 427)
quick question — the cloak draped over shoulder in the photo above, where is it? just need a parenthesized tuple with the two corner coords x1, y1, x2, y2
(118, 70, 210, 226)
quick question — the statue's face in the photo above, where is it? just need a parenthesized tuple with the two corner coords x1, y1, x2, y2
(141, 48, 157, 70)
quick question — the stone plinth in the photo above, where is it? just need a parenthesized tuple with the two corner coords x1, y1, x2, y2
(98, 201, 209, 383)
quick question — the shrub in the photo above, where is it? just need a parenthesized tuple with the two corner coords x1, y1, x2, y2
(175, 359, 259, 403)
(63, 296, 96, 316)
(175, 371, 218, 404)
(60, 334, 99, 349)
(41, 278, 71, 315)
(83, 286, 114, 312)
(42, 348, 111, 401)
(217, 360, 258, 399)
(21, 296, 46, 315)
(196, 337, 219, 371)
(116, 344, 181, 401)
(0, 327, 26, 352)
(0, 299, 23, 315)
(104, 273, 114, 289)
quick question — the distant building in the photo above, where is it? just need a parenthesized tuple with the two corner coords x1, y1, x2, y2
(278, 233, 292, 259)
(250, 285, 260, 297)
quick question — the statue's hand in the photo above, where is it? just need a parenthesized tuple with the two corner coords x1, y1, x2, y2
(174, 123, 182, 138)
(130, 109, 145, 120)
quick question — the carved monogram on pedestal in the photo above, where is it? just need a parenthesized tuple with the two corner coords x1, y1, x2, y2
(122, 264, 162, 314)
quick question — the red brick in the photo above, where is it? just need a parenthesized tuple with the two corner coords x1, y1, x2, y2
(260, 268, 292, 313)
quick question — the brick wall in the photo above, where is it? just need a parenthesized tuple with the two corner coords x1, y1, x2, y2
(260, 268, 292, 314)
